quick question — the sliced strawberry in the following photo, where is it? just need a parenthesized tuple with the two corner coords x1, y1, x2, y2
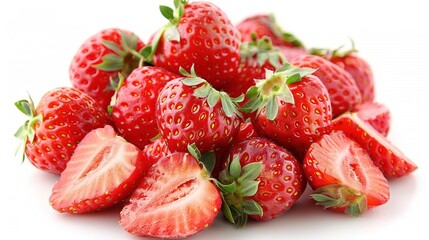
(333, 113, 417, 178)
(49, 125, 147, 214)
(303, 131, 390, 216)
(120, 152, 221, 238)
(354, 102, 391, 136)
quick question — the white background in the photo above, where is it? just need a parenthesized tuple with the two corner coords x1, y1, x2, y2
(1, 0, 428, 239)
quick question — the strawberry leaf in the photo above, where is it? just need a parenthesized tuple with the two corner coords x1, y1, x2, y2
(187, 143, 201, 161)
(94, 54, 124, 71)
(266, 95, 278, 120)
(229, 155, 241, 179)
(159, 5, 174, 20)
(242, 199, 263, 216)
(102, 40, 123, 55)
(241, 180, 260, 197)
(238, 162, 262, 182)
(200, 151, 216, 174)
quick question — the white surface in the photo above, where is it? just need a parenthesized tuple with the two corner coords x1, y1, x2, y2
(1, 0, 428, 239)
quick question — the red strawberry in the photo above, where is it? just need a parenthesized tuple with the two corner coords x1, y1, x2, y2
(278, 45, 307, 61)
(354, 102, 390, 136)
(69, 28, 145, 109)
(303, 131, 390, 216)
(156, 67, 241, 154)
(333, 113, 417, 178)
(217, 137, 306, 226)
(222, 36, 284, 98)
(230, 119, 259, 146)
(244, 64, 332, 159)
(291, 55, 362, 117)
(311, 44, 375, 102)
(120, 152, 221, 238)
(146, 1, 240, 89)
(49, 125, 147, 214)
(141, 137, 171, 167)
(236, 14, 304, 49)
(14, 87, 111, 174)
(111, 66, 179, 149)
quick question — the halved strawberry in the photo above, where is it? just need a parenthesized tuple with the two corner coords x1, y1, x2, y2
(120, 152, 221, 238)
(333, 113, 417, 178)
(354, 102, 390, 136)
(49, 125, 147, 214)
(303, 131, 390, 216)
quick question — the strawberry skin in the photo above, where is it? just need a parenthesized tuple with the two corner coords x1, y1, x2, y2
(230, 120, 259, 146)
(15, 87, 111, 174)
(141, 137, 171, 167)
(153, 1, 240, 89)
(120, 152, 221, 238)
(49, 125, 147, 214)
(69, 28, 145, 109)
(354, 102, 390, 136)
(156, 77, 240, 154)
(112, 66, 179, 149)
(333, 113, 417, 178)
(252, 74, 333, 159)
(291, 55, 362, 117)
(303, 131, 390, 216)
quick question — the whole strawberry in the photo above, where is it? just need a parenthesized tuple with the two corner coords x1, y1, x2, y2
(244, 63, 332, 159)
(217, 137, 306, 226)
(354, 102, 390, 136)
(156, 67, 242, 154)
(311, 44, 375, 102)
(69, 28, 145, 109)
(142, 137, 171, 167)
(291, 55, 362, 117)
(14, 87, 111, 174)
(111, 66, 179, 149)
(145, 0, 240, 89)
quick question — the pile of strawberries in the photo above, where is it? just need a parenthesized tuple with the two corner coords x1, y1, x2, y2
(15, 0, 417, 238)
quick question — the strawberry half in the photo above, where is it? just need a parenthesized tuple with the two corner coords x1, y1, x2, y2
(120, 152, 221, 238)
(354, 102, 391, 137)
(303, 131, 390, 216)
(49, 125, 147, 214)
(333, 112, 417, 178)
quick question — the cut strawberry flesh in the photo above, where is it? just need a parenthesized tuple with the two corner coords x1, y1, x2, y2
(120, 152, 221, 239)
(333, 113, 417, 178)
(49, 125, 147, 214)
(354, 102, 390, 136)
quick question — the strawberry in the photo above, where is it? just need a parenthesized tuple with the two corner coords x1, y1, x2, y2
(278, 45, 307, 61)
(144, 0, 240, 89)
(291, 55, 362, 117)
(244, 63, 332, 159)
(111, 66, 179, 149)
(217, 137, 306, 226)
(303, 131, 390, 216)
(49, 125, 147, 214)
(236, 14, 304, 49)
(120, 152, 221, 238)
(354, 102, 390, 136)
(333, 112, 417, 178)
(155, 67, 242, 154)
(230, 119, 259, 146)
(14, 87, 111, 174)
(222, 36, 285, 98)
(310, 43, 375, 102)
(141, 137, 171, 167)
(69, 28, 145, 109)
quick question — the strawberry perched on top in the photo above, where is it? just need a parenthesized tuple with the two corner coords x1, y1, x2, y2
(144, 0, 240, 89)
(14, 87, 111, 174)
(120, 151, 221, 238)
(111, 66, 179, 149)
(156, 67, 242, 154)
(303, 131, 390, 216)
(49, 125, 148, 214)
(222, 36, 285, 98)
(310, 43, 375, 102)
(333, 113, 417, 178)
(217, 137, 306, 226)
(69, 28, 145, 109)
(243, 63, 332, 159)
(291, 55, 362, 117)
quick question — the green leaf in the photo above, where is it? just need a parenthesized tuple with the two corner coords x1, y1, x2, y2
(193, 83, 210, 98)
(285, 72, 301, 84)
(229, 155, 241, 179)
(266, 95, 279, 120)
(187, 143, 201, 160)
(235, 211, 248, 228)
(241, 180, 260, 197)
(182, 77, 206, 86)
(238, 162, 262, 183)
(94, 54, 123, 71)
(221, 194, 235, 224)
(14, 100, 33, 117)
(276, 62, 296, 72)
(102, 40, 123, 55)
(207, 89, 220, 108)
(119, 30, 137, 52)
(242, 199, 263, 216)
(231, 94, 245, 103)
(141, 45, 152, 58)
(159, 5, 174, 20)
(200, 151, 216, 174)
(215, 180, 237, 193)
(246, 86, 259, 99)
(310, 193, 340, 208)
(286, 67, 316, 77)
(220, 92, 236, 118)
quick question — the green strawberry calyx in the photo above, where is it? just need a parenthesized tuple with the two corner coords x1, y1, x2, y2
(187, 143, 216, 177)
(141, 0, 188, 62)
(240, 34, 285, 69)
(180, 65, 244, 118)
(14, 95, 43, 162)
(310, 184, 367, 217)
(267, 14, 304, 48)
(107, 73, 126, 114)
(310, 39, 358, 59)
(214, 155, 263, 227)
(243, 63, 315, 120)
